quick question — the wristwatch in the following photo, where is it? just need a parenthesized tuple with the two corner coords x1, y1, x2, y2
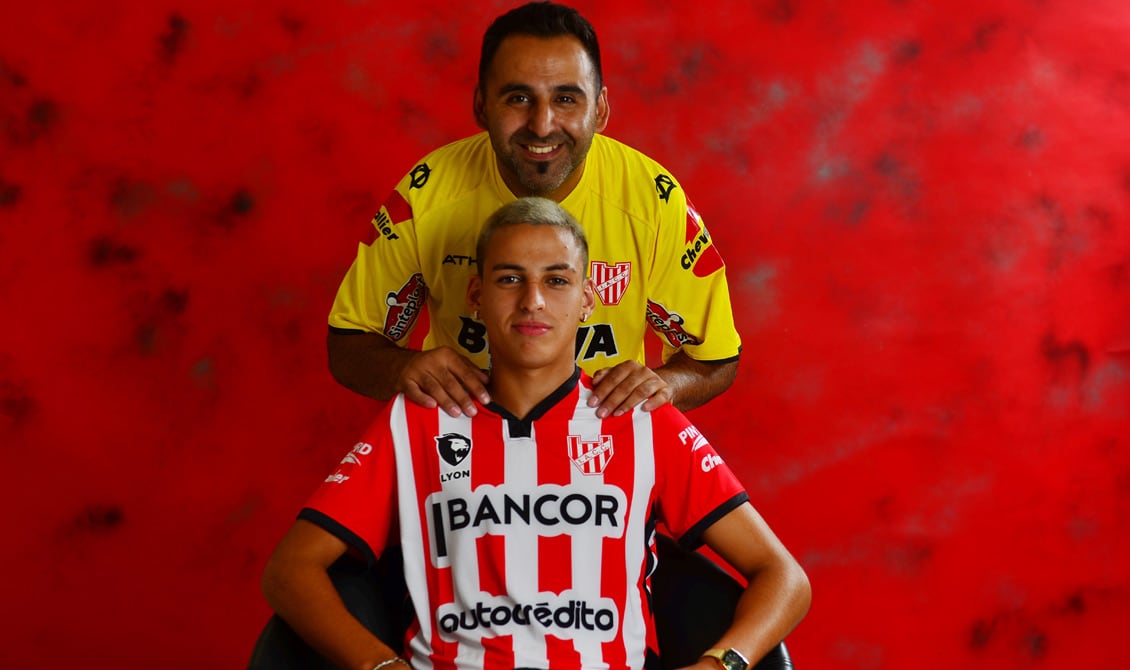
(702, 648, 750, 670)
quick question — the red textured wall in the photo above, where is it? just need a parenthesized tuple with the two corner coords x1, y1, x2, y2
(2, 1, 1129, 668)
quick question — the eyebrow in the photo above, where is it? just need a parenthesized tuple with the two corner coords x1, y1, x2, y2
(497, 83, 587, 97)
(490, 262, 578, 272)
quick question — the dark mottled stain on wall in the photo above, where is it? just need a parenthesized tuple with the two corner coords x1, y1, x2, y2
(973, 20, 1005, 52)
(25, 98, 60, 142)
(279, 13, 305, 37)
(875, 152, 920, 200)
(110, 179, 157, 219)
(72, 504, 125, 533)
(1024, 629, 1048, 658)
(0, 178, 21, 207)
(759, 0, 795, 23)
(229, 189, 254, 216)
(216, 188, 255, 229)
(1062, 591, 1086, 614)
(1, 60, 27, 87)
(1, 379, 37, 430)
(134, 288, 190, 354)
(1018, 126, 1044, 150)
(970, 617, 996, 648)
(1041, 333, 1090, 379)
(159, 288, 190, 316)
(893, 39, 921, 64)
(89, 235, 141, 267)
(159, 14, 190, 64)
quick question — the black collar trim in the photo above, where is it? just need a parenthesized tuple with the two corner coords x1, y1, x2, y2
(486, 367, 581, 439)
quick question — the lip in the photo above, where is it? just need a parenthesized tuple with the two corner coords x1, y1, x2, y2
(513, 321, 551, 336)
(520, 142, 564, 159)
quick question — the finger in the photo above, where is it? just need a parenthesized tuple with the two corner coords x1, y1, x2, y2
(400, 382, 439, 410)
(595, 375, 659, 418)
(640, 385, 673, 412)
(587, 364, 633, 408)
(418, 370, 477, 418)
(449, 359, 492, 407)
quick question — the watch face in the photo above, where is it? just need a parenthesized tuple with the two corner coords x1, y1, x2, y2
(722, 649, 749, 670)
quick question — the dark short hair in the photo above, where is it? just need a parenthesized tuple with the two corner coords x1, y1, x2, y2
(476, 197, 589, 276)
(478, 2, 603, 92)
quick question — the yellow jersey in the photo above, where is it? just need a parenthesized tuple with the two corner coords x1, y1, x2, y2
(329, 132, 741, 373)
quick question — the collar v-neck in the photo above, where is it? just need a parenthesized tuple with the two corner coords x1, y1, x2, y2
(485, 367, 581, 438)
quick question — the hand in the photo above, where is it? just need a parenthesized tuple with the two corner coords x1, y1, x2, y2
(396, 347, 490, 417)
(588, 361, 672, 418)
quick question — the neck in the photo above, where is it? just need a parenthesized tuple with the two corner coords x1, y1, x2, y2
(487, 361, 576, 419)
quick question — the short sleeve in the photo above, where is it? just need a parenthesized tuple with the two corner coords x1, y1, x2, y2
(646, 183, 742, 364)
(649, 404, 748, 549)
(299, 409, 399, 566)
(328, 178, 428, 344)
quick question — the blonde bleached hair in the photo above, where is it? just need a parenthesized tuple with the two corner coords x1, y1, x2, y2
(475, 197, 589, 276)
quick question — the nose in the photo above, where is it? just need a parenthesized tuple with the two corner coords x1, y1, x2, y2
(520, 282, 546, 312)
(527, 100, 554, 138)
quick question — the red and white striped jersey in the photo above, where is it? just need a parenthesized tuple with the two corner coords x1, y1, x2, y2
(301, 370, 748, 670)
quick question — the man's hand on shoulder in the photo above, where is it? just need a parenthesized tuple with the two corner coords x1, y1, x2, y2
(397, 347, 491, 417)
(589, 361, 673, 418)
(327, 331, 489, 416)
(588, 351, 738, 417)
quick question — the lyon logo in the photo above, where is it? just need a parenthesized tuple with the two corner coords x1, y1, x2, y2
(590, 261, 631, 306)
(435, 433, 472, 467)
(383, 273, 427, 341)
(568, 434, 614, 475)
(646, 300, 702, 348)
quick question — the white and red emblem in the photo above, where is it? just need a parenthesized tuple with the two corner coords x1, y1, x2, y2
(646, 299, 702, 348)
(590, 261, 631, 306)
(568, 434, 615, 475)
(383, 273, 427, 341)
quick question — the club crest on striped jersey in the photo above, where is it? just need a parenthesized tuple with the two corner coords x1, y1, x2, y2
(568, 434, 614, 475)
(436, 432, 472, 467)
(590, 261, 631, 306)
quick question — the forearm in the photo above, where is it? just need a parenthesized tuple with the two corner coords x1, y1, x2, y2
(263, 564, 400, 670)
(712, 559, 811, 666)
(327, 330, 418, 401)
(263, 521, 403, 670)
(654, 350, 738, 412)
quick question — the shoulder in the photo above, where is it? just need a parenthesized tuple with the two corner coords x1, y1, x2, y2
(588, 134, 689, 218)
(399, 132, 495, 209)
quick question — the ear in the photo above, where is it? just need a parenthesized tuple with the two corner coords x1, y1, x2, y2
(473, 85, 488, 130)
(467, 274, 483, 313)
(594, 86, 610, 133)
(581, 277, 596, 318)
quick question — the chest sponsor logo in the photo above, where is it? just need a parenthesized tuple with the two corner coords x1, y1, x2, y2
(590, 261, 631, 306)
(436, 432, 472, 467)
(701, 453, 724, 472)
(383, 273, 426, 342)
(436, 590, 618, 643)
(646, 299, 702, 348)
(681, 200, 725, 277)
(676, 426, 708, 451)
(369, 191, 413, 243)
(568, 434, 614, 475)
(574, 323, 618, 362)
(426, 483, 627, 563)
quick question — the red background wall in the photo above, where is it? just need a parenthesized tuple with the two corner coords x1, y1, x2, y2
(2, 1, 1129, 667)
